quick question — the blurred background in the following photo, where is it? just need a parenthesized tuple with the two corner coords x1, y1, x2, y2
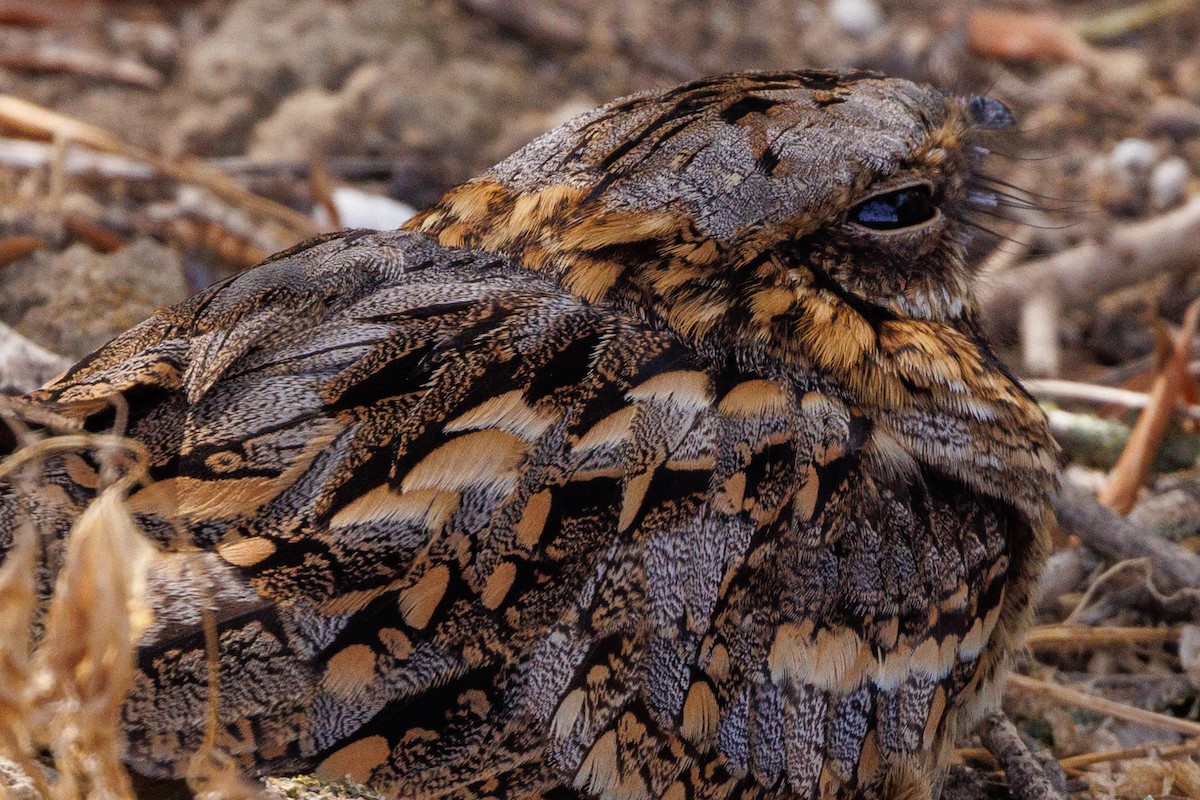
(1, 3, 1200, 798)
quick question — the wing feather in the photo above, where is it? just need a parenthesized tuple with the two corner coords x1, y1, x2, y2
(3, 229, 1023, 799)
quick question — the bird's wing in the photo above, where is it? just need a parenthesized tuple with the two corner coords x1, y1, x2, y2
(8, 229, 736, 786)
(7, 229, 1010, 799)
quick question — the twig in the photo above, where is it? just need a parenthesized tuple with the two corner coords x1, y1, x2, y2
(1071, 0, 1199, 40)
(1025, 624, 1181, 650)
(0, 235, 42, 268)
(976, 712, 1066, 800)
(958, 737, 1200, 774)
(1027, 378, 1200, 420)
(0, 139, 436, 189)
(0, 95, 319, 241)
(1098, 298, 1200, 513)
(1053, 483, 1200, 593)
(1020, 290, 1062, 377)
(1006, 673, 1200, 737)
(980, 196, 1200, 335)
(1057, 736, 1200, 769)
(0, 137, 156, 179)
(308, 158, 341, 231)
(0, 47, 163, 90)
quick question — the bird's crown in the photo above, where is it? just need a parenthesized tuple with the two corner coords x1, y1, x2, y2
(409, 70, 1009, 349)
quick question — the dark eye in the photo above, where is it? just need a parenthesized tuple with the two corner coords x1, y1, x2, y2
(849, 185, 938, 231)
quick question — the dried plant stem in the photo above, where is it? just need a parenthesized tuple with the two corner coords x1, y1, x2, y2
(1098, 298, 1200, 513)
(1071, 0, 1199, 40)
(0, 47, 163, 90)
(0, 519, 53, 800)
(958, 736, 1200, 782)
(1020, 290, 1062, 377)
(1057, 736, 1200, 769)
(1006, 673, 1200, 737)
(1024, 624, 1181, 650)
(1027, 378, 1200, 420)
(0, 95, 319, 240)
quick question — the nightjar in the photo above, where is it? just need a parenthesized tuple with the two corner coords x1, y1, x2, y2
(0, 70, 1058, 800)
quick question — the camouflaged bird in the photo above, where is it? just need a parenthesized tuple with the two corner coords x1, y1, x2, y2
(0, 70, 1058, 800)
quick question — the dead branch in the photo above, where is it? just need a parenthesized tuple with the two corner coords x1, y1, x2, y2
(1020, 289, 1062, 377)
(1024, 624, 1181, 650)
(1053, 482, 1200, 593)
(1006, 673, 1200, 737)
(0, 138, 156, 180)
(1057, 736, 1200, 770)
(975, 712, 1067, 800)
(980, 195, 1200, 335)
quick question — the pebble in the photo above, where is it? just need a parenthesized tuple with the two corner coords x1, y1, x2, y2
(317, 187, 417, 231)
(828, 0, 883, 37)
(1109, 137, 1157, 176)
(1150, 156, 1191, 210)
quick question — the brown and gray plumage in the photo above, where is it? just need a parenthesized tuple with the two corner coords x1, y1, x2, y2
(0, 70, 1058, 800)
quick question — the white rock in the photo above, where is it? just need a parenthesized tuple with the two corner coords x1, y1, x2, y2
(828, 0, 883, 37)
(1150, 156, 1191, 210)
(317, 186, 417, 231)
(1109, 138, 1157, 175)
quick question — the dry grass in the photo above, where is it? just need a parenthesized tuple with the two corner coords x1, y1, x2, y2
(0, 427, 161, 799)
(0, 429, 154, 800)
(0, 421, 290, 800)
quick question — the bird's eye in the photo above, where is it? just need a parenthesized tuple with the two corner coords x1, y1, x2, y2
(849, 185, 938, 231)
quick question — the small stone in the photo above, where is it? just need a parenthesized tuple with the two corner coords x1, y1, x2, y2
(1149, 156, 1190, 210)
(317, 187, 416, 231)
(828, 0, 883, 37)
(1109, 138, 1157, 176)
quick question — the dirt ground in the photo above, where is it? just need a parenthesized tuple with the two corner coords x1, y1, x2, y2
(0, 1, 1199, 799)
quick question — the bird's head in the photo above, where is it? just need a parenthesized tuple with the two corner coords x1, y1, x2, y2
(407, 70, 1015, 372)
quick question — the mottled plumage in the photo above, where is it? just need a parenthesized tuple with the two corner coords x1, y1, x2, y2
(0, 70, 1057, 800)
